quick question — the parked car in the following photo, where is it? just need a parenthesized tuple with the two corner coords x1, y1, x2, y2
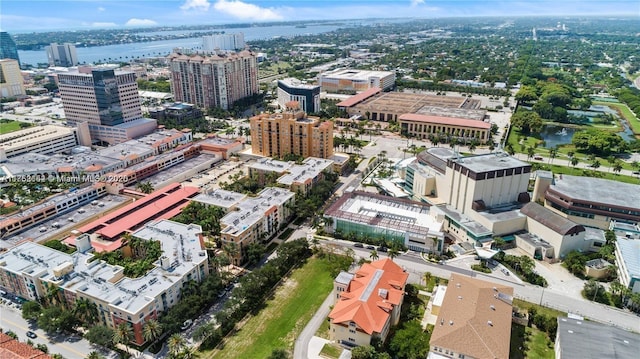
(26, 331, 37, 339)
(353, 243, 364, 248)
(378, 246, 388, 252)
(366, 245, 375, 250)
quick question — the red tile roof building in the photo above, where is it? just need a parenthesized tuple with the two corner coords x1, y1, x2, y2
(0, 333, 53, 359)
(328, 259, 409, 347)
(76, 183, 198, 250)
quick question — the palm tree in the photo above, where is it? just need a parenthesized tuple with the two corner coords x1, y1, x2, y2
(72, 298, 98, 327)
(526, 146, 535, 160)
(570, 156, 579, 172)
(136, 181, 154, 194)
(548, 148, 557, 164)
(87, 351, 105, 359)
(168, 333, 187, 356)
(423, 272, 432, 287)
(143, 319, 162, 345)
(113, 322, 133, 353)
(632, 161, 640, 176)
(592, 159, 601, 170)
(613, 161, 623, 175)
(388, 247, 400, 261)
(369, 249, 379, 261)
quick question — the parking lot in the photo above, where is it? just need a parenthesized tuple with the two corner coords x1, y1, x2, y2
(1, 194, 130, 250)
(182, 159, 249, 191)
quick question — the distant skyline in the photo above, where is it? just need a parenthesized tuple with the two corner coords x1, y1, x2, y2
(1, 0, 638, 32)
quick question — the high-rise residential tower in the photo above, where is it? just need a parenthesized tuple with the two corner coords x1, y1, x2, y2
(46, 42, 79, 67)
(167, 51, 258, 110)
(0, 32, 20, 67)
(202, 33, 245, 52)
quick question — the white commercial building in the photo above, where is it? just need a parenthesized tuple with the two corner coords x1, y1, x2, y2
(319, 68, 395, 93)
(0, 59, 25, 98)
(0, 125, 78, 159)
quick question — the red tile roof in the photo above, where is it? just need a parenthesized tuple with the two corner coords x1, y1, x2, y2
(336, 87, 382, 107)
(79, 183, 198, 241)
(398, 113, 491, 129)
(329, 259, 408, 335)
(0, 333, 53, 359)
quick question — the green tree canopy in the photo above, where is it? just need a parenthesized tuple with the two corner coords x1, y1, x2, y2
(510, 110, 543, 134)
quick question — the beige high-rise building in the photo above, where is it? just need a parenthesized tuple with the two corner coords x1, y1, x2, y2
(0, 59, 25, 98)
(250, 109, 334, 159)
(167, 51, 258, 110)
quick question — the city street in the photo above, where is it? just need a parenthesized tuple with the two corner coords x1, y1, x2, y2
(0, 303, 118, 359)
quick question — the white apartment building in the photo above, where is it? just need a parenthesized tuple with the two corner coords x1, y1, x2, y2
(0, 220, 208, 345)
(46, 43, 79, 67)
(202, 33, 245, 52)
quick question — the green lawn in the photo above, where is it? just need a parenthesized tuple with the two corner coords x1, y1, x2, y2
(593, 101, 640, 136)
(319, 343, 343, 359)
(532, 162, 640, 185)
(205, 257, 338, 359)
(0, 120, 30, 134)
(510, 323, 555, 359)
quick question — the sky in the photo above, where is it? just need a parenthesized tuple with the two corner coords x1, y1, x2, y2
(1, 0, 638, 32)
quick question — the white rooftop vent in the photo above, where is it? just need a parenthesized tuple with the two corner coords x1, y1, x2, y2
(449, 320, 454, 325)
(457, 296, 463, 300)
(456, 283, 461, 288)
(490, 305, 495, 310)
(487, 320, 493, 326)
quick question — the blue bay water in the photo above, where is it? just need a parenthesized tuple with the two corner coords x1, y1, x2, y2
(18, 24, 345, 66)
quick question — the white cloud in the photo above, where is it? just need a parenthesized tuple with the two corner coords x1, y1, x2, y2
(97, 7, 106, 12)
(411, 0, 425, 6)
(213, 0, 283, 21)
(91, 22, 117, 28)
(181, 0, 211, 11)
(125, 18, 158, 27)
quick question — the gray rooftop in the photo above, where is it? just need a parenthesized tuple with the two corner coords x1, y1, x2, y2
(451, 152, 530, 173)
(439, 205, 492, 238)
(221, 187, 295, 236)
(517, 233, 554, 249)
(279, 78, 320, 90)
(335, 271, 355, 285)
(616, 238, 640, 279)
(248, 158, 292, 173)
(193, 189, 246, 210)
(0, 219, 207, 316)
(521, 202, 585, 235)
(113, 118, 157, 130)
(549, 175, 640, 210)
(556, 316, 640, 359)
(277, 158, 333, 186)
(415, 105, 486, 121)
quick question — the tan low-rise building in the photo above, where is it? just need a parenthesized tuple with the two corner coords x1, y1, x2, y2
(429, 274, 513, 359)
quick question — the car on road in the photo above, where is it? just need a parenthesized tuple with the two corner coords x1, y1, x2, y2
(353, 243, 364, 248)
(533, 156, 543, 161)
(378, 246, 388, 252)
(26, 331, 37, 339)
(501, 269, 510, 276)
(633, 171, 640, 175)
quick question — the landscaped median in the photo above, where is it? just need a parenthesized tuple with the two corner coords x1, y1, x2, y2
(202, 252, 351, 359)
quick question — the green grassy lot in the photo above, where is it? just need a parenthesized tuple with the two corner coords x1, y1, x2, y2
(319, 343, 343, 359)
(0, 120, 30, 134)
(593, 101, 640, 136)
(258, 61, 292, 79)
(205, 257, 338, 359)
(510, 323, 555, 359)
